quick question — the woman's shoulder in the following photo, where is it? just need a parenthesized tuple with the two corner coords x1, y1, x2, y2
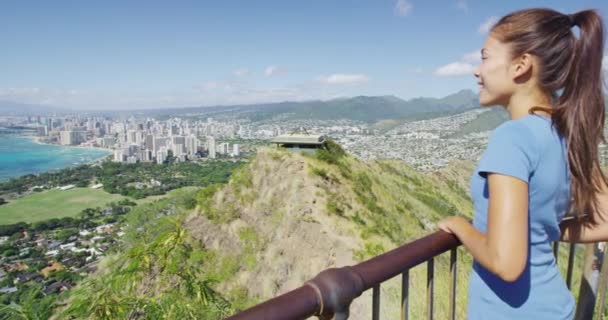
(483, 117, 541, 173)
(492, 114, 551, 145)
(490, 117, 535, 144)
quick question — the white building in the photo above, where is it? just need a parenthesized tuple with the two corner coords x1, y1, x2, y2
(207, 136, 216, 159)
(173, 143, 184, 157)
(59, 131, 73, 145)
(219, 142, 229, 155)
(127, 130, 137, 144)
(156, 149, 168, 164)
(185, 135, 199, 156)
(113, 150, 124, 162)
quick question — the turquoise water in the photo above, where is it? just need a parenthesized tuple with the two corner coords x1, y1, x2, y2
(0, 133, 112, 181)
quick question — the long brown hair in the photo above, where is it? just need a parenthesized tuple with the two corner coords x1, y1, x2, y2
(491, 8, 607, 225)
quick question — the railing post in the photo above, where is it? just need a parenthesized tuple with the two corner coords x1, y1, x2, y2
(427, 258, 434, 320)
(372, 284, 380, 320)
(595, 243, 608, 320)
(401, 270, 409, 320)
(449, 248, 457, 320)
(566, 243, 576, 289)
(306, 266, 365, 319)
(574, 243, 606, 320)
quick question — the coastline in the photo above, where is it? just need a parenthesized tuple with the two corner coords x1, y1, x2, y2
(0, 133, 113, 181)
(25, 135, 113, 166)
(23, 133, 113, 153)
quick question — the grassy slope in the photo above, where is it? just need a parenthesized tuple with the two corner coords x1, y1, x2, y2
(58, 147, 589, 319)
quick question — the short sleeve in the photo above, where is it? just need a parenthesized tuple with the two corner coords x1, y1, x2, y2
(477, 121, 537, 183)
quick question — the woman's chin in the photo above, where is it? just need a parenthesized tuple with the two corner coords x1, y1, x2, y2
(478, 92, 495, 106)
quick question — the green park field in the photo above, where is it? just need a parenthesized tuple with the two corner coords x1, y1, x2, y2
(0, 188, 127, 225)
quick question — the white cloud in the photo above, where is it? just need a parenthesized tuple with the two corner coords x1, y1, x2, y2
(434, 62, 476, 76)
(478, 16, 499, 34)
(456, 0, 469, 13)
(433, 48, 480, 77)
(264, 65, 288, 76)
(462, 50, 481, 64)
(603, 54, 608, 71)
(394, 0, 413, 17)
(317, 74, 370, 85)
(233, 68, 250, 77)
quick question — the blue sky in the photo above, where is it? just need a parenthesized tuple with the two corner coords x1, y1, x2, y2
(1, 0, 606, 110)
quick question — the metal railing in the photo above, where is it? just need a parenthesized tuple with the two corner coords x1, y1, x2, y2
(225, 231, 459, 320)
(226, 229, 599, 320)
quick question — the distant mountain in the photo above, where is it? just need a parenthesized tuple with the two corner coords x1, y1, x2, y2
(0, 100, 70, 116)
(237, 89, 480, 123)
(122, 89, 479, 123)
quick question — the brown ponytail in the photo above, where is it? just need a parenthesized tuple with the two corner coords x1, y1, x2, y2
(491, 8, 607, 225)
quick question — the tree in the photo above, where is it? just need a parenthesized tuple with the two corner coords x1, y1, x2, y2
(165, 150, 175, 165)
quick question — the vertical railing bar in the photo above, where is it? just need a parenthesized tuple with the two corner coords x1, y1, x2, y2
(372, 284, 380, 320)
(402, 270, 409, 320)
(595, 242, 608, 320)
(553, 241, 559, 264)
(449, 248, 457, 320)
(566, 242, 576, 290)
(427, 258, 434, 320)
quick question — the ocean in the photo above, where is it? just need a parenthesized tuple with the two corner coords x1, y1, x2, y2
(0, 133, 112, 181)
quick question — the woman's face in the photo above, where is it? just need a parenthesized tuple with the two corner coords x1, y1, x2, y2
(474, 35, 517, 107)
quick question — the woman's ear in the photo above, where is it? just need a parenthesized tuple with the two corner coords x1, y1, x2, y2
(511, 53, 533, 83)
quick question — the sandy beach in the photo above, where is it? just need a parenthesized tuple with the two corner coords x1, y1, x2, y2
(25, 133, 113, 154)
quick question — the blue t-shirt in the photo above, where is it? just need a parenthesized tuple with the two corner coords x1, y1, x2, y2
(467, 113, 575, 319)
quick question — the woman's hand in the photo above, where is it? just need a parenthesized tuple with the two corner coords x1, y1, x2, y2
(438, 216, 466, 235)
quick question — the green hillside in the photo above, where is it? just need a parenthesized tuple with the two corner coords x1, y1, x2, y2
(55, 144, 586, 319)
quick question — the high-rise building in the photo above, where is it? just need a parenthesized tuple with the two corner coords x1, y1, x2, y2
(207, 136, 216, 159)
(153, 137, 167, 153)
(173, 144, 184, 157)
(127, 130, 137, 144)
(60, 131, 72, 145)
(232, 144, 240, 157)
(156, 149, 168, 164)
(113, 150, 124, 162)
(101, 137, 115, 147)
(145, 134, 154, 150)
(59, 130, 86, 145)
(185, 135, 199, 156)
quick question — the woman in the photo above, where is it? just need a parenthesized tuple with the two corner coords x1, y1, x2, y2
(438, 8, 608, 319)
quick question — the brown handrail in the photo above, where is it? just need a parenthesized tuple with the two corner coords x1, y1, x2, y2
(225, 231, 461, 320)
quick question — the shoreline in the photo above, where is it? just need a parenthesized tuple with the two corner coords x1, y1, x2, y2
(0, 133, 113, 182)
(24, 135, 113, 166)
(23, 134, 113, 154)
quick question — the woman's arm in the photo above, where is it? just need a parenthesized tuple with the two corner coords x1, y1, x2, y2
(560, 218, 608, 243)
(560, 169, 608, 243)
(438, 173, 528, 282)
